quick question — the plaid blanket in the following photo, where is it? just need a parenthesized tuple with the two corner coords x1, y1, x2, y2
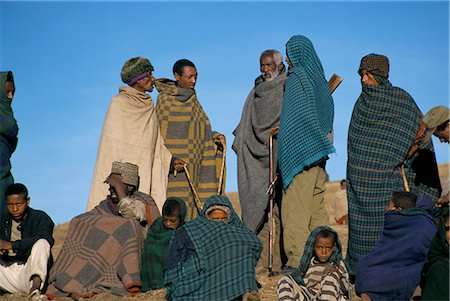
(165, 195, 262, 301)
(46, 200, 144, 298)
(355, 207, 436, 300)
(278, 35, 335, 190)
(346, 77, 441, 274)
(155, 79, 225, 220)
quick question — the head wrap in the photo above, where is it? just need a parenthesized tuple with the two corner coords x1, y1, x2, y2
(358, 53, 390, 79)
(111, 161, 139, 187)
(120, 57, 154, 86)
(201, 195, 240, 226)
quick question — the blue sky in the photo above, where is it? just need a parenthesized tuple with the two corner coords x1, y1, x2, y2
(1, 0, 448, 224)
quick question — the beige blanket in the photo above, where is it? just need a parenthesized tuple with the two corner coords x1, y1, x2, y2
(87, 86, 172, 212)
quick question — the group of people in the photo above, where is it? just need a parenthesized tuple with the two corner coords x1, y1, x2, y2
(0, 33, 449, 301)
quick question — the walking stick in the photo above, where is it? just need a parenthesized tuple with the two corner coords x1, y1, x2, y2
(266, 132, 276, 273)
(217, 137, 226, 195)
(182, 165, 203, 214)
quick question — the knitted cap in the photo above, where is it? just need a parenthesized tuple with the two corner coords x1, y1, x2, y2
(423, 106, 449, 141)
(358, 53, 389, 78)
(111, 161, 139, 187)
(120, 57, 154, 84)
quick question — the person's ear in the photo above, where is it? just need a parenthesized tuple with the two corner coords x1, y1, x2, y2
(174, 72, 181, 81)
(278, 63, 284, 71)
(26, 197, 31, 206)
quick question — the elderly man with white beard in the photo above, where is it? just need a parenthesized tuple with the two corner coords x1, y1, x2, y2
(232, 49, 287, 273)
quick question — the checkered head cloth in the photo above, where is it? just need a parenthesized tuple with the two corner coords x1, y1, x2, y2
(358, 53, 390, 78)
(111, 161, 139, 187)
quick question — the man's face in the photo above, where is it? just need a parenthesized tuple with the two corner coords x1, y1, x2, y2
(313, 236, 335, 263)
(6, 194, 30, 222)
(175, 66, 197, 89)
(163, 213, 181, 230)
(434, 122, 449, 143)
(207, 209, 228, 222)
(135, 72, 155, 92)
(260, 54, 279, 81)
(285, 51, 292, 69)
(360, 70, 378, 86)
(4, 81, 15, 100)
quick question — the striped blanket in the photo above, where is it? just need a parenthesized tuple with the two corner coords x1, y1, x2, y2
(155, 79, 225, 220)
(164, 195, 262, 301)
(346, 78, 441, 274)
(46, 200, 144, 298)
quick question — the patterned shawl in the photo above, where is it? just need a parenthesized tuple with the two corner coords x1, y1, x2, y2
(355, 207, 437, 301)
(47, 199, 144, 298)
(155, 79, 225, 220)
(0, 71, 18, 218)
(232, 71, 287, 232)
(346, 76, 441, 274)
(278, 35, 335, 190)
(87, 86, 172, 212)
(164, 195, 262, 301)
(141, 197, 186, 291)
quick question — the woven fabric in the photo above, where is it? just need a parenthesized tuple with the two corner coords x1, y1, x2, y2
(111, 161, 139, 187)
(141, 197, 186, 291)
(155, 79, 225, 220)
(358, 54, 389, 78)
(232, 71, 287, 232)
(46, 200, 144, 298)
(346, 77, 442, 274)
(165, 195, 262, 301)
(120, 57, 154, 84)
(0, 71, 18, 218)
(278, 35, 335, 190)
(355, 207, 437, 300)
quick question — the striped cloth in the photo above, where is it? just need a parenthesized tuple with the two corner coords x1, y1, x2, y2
(278, 226, 349, 301)
(278, 35, 335, 190)
(346, 76, 441, 275)
(155, 79, 225, 220)
(164, 195, 262, 301)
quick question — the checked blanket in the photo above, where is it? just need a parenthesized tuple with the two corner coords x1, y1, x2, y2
(46, 200, 144, 298)
(155, 79, 225, 220)
(164, 195, 262, 301)
(346, 77, 441, 274)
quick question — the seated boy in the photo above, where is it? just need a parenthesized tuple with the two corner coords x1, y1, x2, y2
(141, 197, 186, 291)
(277, 226, 350, 301)
(164, 195, 262, 301)
(0, 183, 55, 300)
(356, 191, 437, 301)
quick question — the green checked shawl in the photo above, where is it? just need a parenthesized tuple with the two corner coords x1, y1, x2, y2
(346, 76, 441, 275)
(141, 197, 186, 291)
(278, 35, 335, 190)
(165, 195, 262, 301)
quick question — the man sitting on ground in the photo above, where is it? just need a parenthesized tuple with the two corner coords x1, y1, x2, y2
(47, 161, 160, 299)
(0, 183, 54, 300)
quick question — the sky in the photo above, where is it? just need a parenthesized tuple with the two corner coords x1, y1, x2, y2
(1, 0, 448, 224)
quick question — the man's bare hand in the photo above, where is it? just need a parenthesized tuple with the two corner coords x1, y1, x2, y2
(435, 192, 449, 208)
(0, 239, 12, 251)
(173, 158, 186, 173)
(270, 126, 279, 137)
(213, 134, 226, 151)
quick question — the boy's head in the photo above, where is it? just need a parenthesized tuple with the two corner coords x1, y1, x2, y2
(5, 183, 30, 222)
(313, 229, 337, 263)
(340, 179, 346, 190)
(162, 198, 185, 230)
(386, 191, 417, 211)
(205, 205, 230, 223)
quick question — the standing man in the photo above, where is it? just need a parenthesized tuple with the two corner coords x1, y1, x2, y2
(0, 71, 18, 220)
(233, 49, 287, 272)
(87, 57, 184, 212)
(277, 35, 335, 269)
(155, 59, 226, 220)
(346, 53, 441, 275)
(0, 183, 54, 299)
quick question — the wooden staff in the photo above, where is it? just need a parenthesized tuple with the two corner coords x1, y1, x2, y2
(267, 132, 276, 273)
(218, 137, 226, 195)
(183, 165, 203, 214)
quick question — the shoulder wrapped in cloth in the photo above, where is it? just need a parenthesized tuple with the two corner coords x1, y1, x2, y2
(232, 70, 287, 232)
(164, 195, 262, 301)
(355, 196, 437, 301)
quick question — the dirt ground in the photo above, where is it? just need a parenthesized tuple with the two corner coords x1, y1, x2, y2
(1, 163, 448, 301)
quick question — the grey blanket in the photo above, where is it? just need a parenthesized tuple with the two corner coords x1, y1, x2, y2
(232, 72, 287, 232)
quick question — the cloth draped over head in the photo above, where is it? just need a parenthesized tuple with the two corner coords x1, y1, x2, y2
(346, 59, 442, 274)
(358, 53, 390, 79)
(155, 78, 226, 220)
(423, 105, 450, 141)
(121, 57, 154, 86)
(277, 35, 335, 190)
(164, 195, 262, 301)
(232, 69, 287, 232)
(355, 205, 437, 300)
(141, 197, 187, 291)
(0, 71, 18, 218)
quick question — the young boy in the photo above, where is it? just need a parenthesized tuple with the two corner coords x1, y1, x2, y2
(356, 191, 436, 301)
(141, 197, 186, 291)
(277, 226, 350, 301)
